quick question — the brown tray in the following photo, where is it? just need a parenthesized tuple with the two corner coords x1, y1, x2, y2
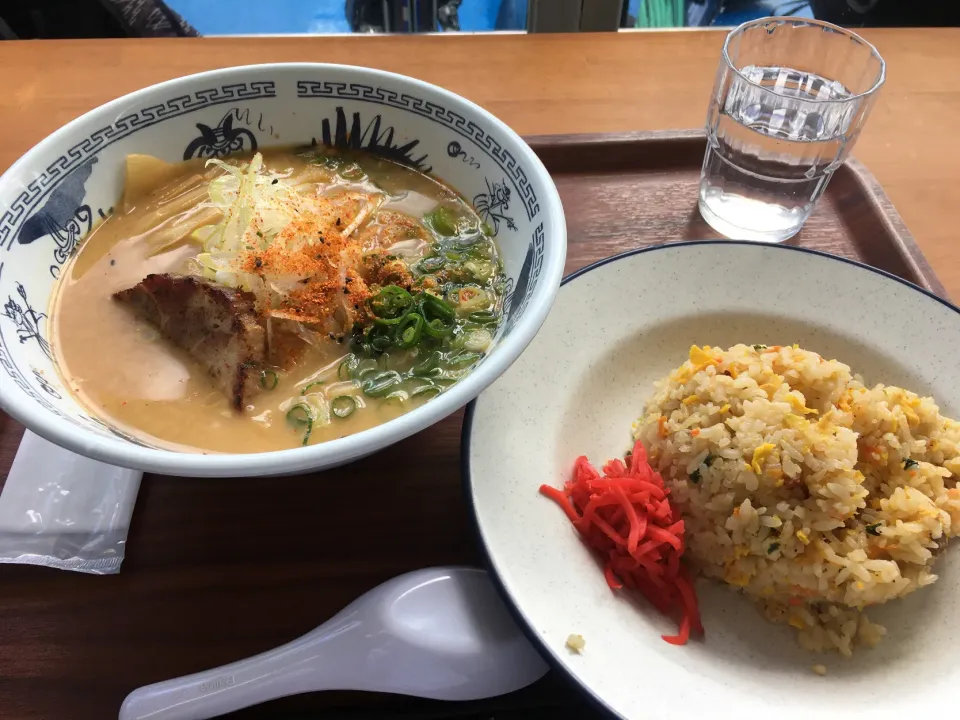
(532, 130, 946, 296)
(0, 131, 946, 720)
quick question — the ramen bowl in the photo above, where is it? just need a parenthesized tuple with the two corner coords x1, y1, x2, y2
(0, 64, 566, 477)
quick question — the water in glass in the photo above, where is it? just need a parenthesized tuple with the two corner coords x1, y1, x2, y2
(699, 20, 884, 243)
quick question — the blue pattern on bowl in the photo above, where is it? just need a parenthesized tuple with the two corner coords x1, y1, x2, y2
(0, 70, 551, 450)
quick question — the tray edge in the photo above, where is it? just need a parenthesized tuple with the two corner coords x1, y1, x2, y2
(523, 129, 949, 300)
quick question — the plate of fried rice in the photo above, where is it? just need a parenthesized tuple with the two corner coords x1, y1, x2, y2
(463, 242, 960, 720)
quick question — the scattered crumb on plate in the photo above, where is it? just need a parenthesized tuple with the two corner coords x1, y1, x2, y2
(812, 664, 827, 676)
(566, 633, 585, 654)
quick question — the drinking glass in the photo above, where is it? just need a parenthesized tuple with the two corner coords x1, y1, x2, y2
(699, 18, 885, 243)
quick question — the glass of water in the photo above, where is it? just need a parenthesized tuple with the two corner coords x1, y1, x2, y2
(699, 18, 885, 243)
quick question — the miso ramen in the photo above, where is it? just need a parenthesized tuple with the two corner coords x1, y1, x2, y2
(51, 148, 506, 453)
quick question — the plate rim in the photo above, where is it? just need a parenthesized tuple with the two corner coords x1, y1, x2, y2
(460, 239, 960, 720)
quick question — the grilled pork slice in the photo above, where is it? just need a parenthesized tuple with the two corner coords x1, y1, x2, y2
(114, 274, 266, 411)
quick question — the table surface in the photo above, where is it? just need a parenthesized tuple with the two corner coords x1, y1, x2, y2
(0, 29, 958, 720)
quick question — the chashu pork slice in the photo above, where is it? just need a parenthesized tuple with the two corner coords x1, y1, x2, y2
(114, 274, 266, 411)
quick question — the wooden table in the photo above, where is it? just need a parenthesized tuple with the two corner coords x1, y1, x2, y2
(0, 30, 957, 719)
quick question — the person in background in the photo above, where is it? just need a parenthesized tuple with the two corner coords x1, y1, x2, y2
(0, 0, 196, 38)
(810, 0, 960, 26)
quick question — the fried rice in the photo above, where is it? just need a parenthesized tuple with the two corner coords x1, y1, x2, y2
(634, 343, 960, 656)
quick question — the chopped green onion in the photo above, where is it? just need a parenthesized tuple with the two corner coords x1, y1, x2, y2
(866, 523, 883, 536)
(903, 458, 919, 470)
(689, 469, 702, 484)
(455, 286, 490, 314)
(416, 256, 445, 274)
(300, 381, 324, 396)
(331, 395, 358, 419)
(767, 542, 780, 554)
(285, 403, 314, 446)
(446, 352, 481, 368)
(420, 291, 456, 321)
(286, 404, 312, 424)
(462, 328, 492, 353)
(338, 355, 358, 380)
(372, 314, 410, 327)
(418, 293, 456, 339)
(355, 359, 379, 380)
(459, 234, 491, 254)
(752, 344, 768, 351)
(339, 163, 365, 181)
(369, 286, 414, 320)
(382, 390, 410, 405)
(411, 384, 441, 399)
(395, 312, 424, 349)
(704, 454, 717, 467)
(311, 154, 341, 170)
(425, 207, 459, 236)
(422, 317, 452, 339)
(260, 369, 279, 390)
(462, 260, 494, 283)
(364, 324, 394, 352)
(361, 371, 403, 397)
(467, 310, 499, 326)
(412, 350, 441, 376)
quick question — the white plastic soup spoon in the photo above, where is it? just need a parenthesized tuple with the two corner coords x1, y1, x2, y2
(119, 567, 549, 720)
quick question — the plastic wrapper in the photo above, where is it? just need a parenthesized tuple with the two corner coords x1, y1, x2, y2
(0, 431, 142, 574)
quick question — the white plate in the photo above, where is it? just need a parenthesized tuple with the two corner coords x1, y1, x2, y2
(464, 242, 960, 720)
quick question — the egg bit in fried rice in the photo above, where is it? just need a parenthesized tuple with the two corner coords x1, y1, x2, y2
(635, 344, 960, 657)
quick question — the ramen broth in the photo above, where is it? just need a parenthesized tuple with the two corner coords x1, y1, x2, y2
(51, 148, 505, 453)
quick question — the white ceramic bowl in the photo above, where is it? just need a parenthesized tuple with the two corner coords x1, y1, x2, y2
(465, 242, 960, 720)
(0, 64, 566, 476)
